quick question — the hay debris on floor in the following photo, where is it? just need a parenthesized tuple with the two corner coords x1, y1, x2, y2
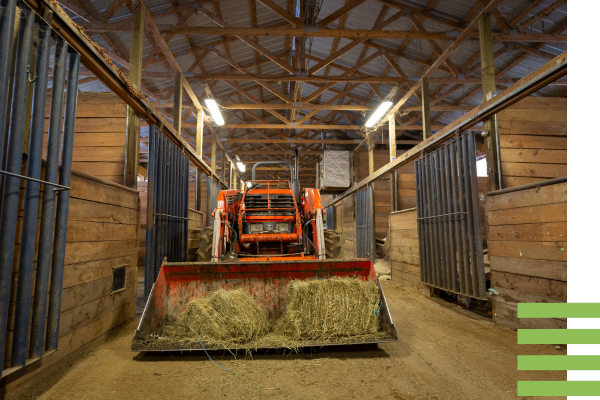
(275, 277, 381, 340)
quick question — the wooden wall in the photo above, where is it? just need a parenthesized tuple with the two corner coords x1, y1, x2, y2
(487, 179, 567, 330)
(389, 209, 421, 289)
(341, 195, 356, 259)
(2, 168, 139, 395)
(497, 97, 567, 188)
(44, 92, 128, 185)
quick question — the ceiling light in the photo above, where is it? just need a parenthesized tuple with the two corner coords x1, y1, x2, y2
(205, 99, 224, 126)
(235, 155, 246, 172)
(365, 101, 393, 128)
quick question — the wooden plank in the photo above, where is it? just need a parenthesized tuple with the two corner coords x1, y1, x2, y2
(499, 148, 567, 164)
(488, 222, 566, 242)
(44, 118, 127, 133)
(494, 285, 566, 305)
(391, 260, 420, 276)
(43, 132, 126, 147)
(497, 120, 567, 136)
(389, 244, 419, 256)
(390, 229, 419, 239)
(501, 97, 566, 110)
(66, 220, 139, 242)
(498, 109, 566, 122)
(390, 220, 418, 230)
(493, 300, 566, 330)
(502, 176, 547, 187)
(491, 270, 566, 301)
(487, 203, 566, 225)
(71, 147, 124, 162)
(63, 254, 138, 289)
(498, 135, 567, 150)
(490, 255, 566, 281)
(488, 240, 566, 261)
(500, 162, 567, 178)
(62, 240, 138, 266)
(389, 210, 417, 223)
(72, 162, 124, 176)
(67, 198, 139, 224)
(390, 252, 419, 265)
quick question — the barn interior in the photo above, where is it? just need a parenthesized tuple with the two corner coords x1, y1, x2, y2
(0, 0, 568, 398)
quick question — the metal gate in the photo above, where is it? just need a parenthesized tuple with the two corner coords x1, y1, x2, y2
(206, 176, 220, 226)
(145, 125, 190, 299)
(355, 186, 374, 262)
(326, 206, 334, 230)
(0, 1, 80, 373)
(415, 132, 486, 299)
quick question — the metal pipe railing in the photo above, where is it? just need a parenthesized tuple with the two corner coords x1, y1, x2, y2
(145, 125, 156, 299)
(12, 18, 52, 367)
(30, 37, 68, 358)
(46, 48, 80, 351)
(251, 161, 294, 181)
(0, 0, 18, 166)
(0, 5, 36, 369)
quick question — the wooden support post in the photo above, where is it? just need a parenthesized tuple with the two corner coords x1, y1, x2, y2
(233, 169, 237, 190)
(367, 132, 375, 175)
(353, 150, 359, 184)
(124, 1, 144, 189)
(211, 129, 217, 173)
(315, 162, 320, 189)
(421, 77, 431, 140)
(173, 72, 183, 135)
(389, 114, 397, 212)
(229, 162, 233, 188)
(479, 13, 500, 192)
(221, 148, 226, 180)
(195, 108, 204, 211)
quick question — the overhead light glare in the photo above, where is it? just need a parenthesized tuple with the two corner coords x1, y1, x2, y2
(365, 101, 393, 128)
(237, 162, 246, 172)
(205, 99, 224, 125)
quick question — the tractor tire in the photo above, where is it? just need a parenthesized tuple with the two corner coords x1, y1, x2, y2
(196, 226, 214, 262)
(323, 229, 342, 259)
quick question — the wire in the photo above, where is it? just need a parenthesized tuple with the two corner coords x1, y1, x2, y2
(198, 335, 232, 374)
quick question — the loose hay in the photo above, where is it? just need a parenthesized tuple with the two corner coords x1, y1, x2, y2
(146, 277, 386, 351)
(275, 277, 381, 340)
(160, 288, 270, 346)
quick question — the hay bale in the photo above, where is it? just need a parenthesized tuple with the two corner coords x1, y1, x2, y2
(276, 277, 381, 340)
(163, 288, 270, 345)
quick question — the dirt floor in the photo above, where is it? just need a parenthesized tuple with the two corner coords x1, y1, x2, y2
(17, 281, 565, 400)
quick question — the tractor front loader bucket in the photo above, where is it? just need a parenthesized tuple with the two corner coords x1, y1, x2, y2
(132, 259, 398, 352)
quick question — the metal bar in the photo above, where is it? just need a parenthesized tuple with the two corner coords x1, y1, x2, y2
(179, 149, 185, 261)
(0, 169, 70, 189)
(433, 152, 447, 289)
(450, 140, 466, 294)
(46, 48, 80, 350)
(417, 212, 469, 220)
(423, 155, 436, 287)
(467, 132, 486, 298)
(456, 139, 471, 295)
(415, 160, 425, 283)
(444, 145, 458, 293)
(0, 6, 36, 370)
(438, 149, 451, 292)
(184, 157, 189, 261)
(460, 136, 477, 296)
(30, 38, 68, 359)
(154, 134, 165, 281)
(0, 0, 17, 169)
(144, 125, 155, 300)
(167, 143, 173, 261)
(12, 18, 52, 367)
(420, 158, 433, 285)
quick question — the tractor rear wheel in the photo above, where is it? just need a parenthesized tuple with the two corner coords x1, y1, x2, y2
(323, 229, 342, 259)
(196, 226, 214, 262)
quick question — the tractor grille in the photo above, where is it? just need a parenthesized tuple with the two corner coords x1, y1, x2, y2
(245, 194, 296, 216)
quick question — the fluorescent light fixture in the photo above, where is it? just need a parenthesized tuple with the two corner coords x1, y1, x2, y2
(235, 155, 246, 172)
(205, 99, 224, 126)
(365, 101, 393, 128)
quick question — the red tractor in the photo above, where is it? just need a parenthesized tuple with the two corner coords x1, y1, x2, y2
(198, 150, 339, 261)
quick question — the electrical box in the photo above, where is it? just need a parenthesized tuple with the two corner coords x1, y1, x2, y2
(318, 150, 351, 191)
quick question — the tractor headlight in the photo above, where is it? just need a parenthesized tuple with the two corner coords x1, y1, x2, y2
(250, 223, 263, 232)
(276, 223, 289, 232)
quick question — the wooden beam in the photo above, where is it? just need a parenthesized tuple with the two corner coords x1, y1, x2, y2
(225, 124, 362, 130)
(124, 0, 144, 189)
(421, 77, 431, 140)
(479, 13, 499, 192)
(256, 0, 303, 26)
(195, 5, 295, 73)
(389, 114, 396, 212)
(226, 139, 360, 144)
(385, 0, 504, 125)
(318, 0, 367, 28)
(221, 103, 377, 110)
(173, 72, 183, 134)
(517, 0, 566, 33)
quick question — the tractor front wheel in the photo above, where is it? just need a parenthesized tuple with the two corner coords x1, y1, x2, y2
(196, 226, 214, 262)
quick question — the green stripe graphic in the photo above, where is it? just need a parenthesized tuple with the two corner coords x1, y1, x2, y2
(519, 303, 600, 318)
(518, 355, 600, 370)
(518, 381, 600, 396)
(518, 329, 600, 344)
